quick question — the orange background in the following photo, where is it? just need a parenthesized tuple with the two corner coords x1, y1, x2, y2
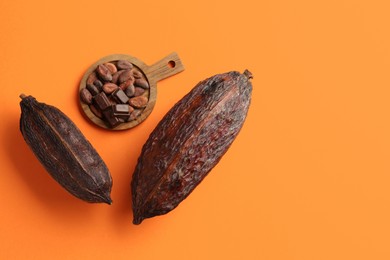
(1, 0, 390, 259)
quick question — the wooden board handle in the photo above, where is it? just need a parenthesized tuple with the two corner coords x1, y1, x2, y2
(146, 52, 185, 82)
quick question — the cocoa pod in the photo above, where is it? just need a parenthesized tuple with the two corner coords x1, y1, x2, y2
(19, 94, 113, 204)
(131, 70, 253, 224)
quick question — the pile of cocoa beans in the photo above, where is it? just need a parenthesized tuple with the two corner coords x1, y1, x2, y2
(80, 60, 150, 128)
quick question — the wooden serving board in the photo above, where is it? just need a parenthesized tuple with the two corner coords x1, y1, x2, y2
(79, 52, 185, 130)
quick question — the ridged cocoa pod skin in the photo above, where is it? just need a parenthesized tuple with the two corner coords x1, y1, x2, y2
(19, 95, 113, 204)
(131, 70, 253, 224)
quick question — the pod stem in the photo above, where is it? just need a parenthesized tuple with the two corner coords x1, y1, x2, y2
(243, 69, 253, 80)
(19, 94, 27, 99)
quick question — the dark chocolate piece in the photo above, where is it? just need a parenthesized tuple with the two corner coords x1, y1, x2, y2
(102, 109, 121, 128)
(94, 92, 111, 111)
(112, 88, 129, 104)
(112, 104, 131, 121)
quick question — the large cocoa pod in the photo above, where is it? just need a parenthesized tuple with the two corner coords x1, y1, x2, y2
(131, 70, 253, 224)
(19, 94, 112, 204)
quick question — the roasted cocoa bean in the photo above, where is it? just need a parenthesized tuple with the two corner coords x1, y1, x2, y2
(117, 60, 133, 70)
(134, 78, 149, 89)
(93, 80, 104, 91)
(134, 87, 145, 97)
(87, 71, 98, 85)
(104, 62, 117, 74)
(128, 108, 142, 121)
(96, 64, 112, 82)
(129, 96, 148, 108)
(80, 88, 93, 104)
(125, 84, 136, 97)
(19, 94, 113, 204)
(86, 84, 100, 96)
(112, 70, 125, 84)
(103, 83, 119, 94)
(131, 70, 253, 224)
(118, 70, 133, 84)
(132, 69, 143, 79)
(90, 104, 103, 118)
(119, 78, 135, 91)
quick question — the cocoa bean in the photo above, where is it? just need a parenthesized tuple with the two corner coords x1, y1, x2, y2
(96, 64, 112, 82)
(103, 83, 119, 94)
(134, 87, 145, 97)
(104, 62, 117, 74)
(80, 88, 93, 104)
(129, 96, 148, 108)
(87, 71, 98, 85)
(132, 69, 143, 79)
(124, 84, 136, 97)
(134, 78, 149, 89)
(117, 60, 133, 70)
(119, 78, 135, 91)
(112, 70, 125, 85)
(118, 70, 134, 84)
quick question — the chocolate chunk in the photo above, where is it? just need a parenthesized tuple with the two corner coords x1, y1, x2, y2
(112, 104, 131, 120)
(112, 88, 129, 104)
(94, 92, 111, 111)
(102, 109, 121, 128)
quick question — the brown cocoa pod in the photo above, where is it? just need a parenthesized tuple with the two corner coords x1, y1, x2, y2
(117, 60, 133, 70)
(19, 94, 113, 204)
(131, 70, 253, 224)
(103, 83, 119, 94)
(129, 96, 148, 108)
(80, 88, 93, 104)
(96, 64, 113, 82)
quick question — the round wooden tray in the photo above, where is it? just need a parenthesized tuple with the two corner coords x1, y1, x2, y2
(79, 52, 185, 130)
